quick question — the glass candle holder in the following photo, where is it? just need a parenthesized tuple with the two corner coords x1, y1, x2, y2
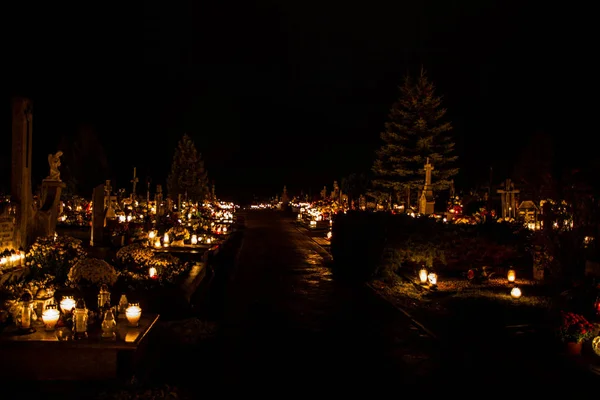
(125, 303, 142, 327)
(42, 303, 60, 331)
(60, 296, 76, 314)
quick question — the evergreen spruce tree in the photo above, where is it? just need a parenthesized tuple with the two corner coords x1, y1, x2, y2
(167, 134, 209, 202)
(371, 68, 459, 207)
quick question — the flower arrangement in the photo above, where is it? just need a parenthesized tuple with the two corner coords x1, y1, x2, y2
(25, 234, 87, 284)
(166, 225, 190, 241)
(67, 258, 119, 286)
(556, 311, 596, 344)
(116, 243, 155, 268)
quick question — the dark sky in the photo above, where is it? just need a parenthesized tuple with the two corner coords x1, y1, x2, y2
(3, 1, 595, 201)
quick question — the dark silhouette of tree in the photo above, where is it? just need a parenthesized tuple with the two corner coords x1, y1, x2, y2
(167, 134, 209, 202)
(512, 130, 557, 203)
(370, 68, 459, 208)
(341, 172, 370, 205)
(58, 124, 110, 197)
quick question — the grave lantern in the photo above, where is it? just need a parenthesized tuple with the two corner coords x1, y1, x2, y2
(163, 233, 169, 245)
(511, 286, 522, 299)
(42, 303, 60, 331)
(98, 284, 111, 310)
(427, 272, 438, 286)
(507, 268, 516, 283)
(72, 298, 88, 339)
(125, 303, 142, 327)
(418, 268, 428, 284)
(60, 295, 76, 314)
(191, 234, 198, 245)
(18, 289, 34, 332)
(149, 267, 157, 279)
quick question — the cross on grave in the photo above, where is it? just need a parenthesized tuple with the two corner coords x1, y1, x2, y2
(130, 167, 139, 197)
(424, 157, 434, 187)
(104, 180, 112, 197)
(497, 178, 519, 219)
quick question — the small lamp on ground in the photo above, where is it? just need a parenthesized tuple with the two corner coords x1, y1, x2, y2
(427, 272, 438, 286)
(191, 234, 198, 245)
(149, 267, 157, 279)
(511, 286, 522, 299)
(507, 268, 516, 283)
(418, 267, 428, 284)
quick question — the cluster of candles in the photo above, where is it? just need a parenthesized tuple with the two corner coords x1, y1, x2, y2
(30, 292, 143, 334)
(416, 266, 523, 299)
(148, 230, 212, 248)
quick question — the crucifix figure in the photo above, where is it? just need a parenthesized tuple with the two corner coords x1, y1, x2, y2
(130, 167, 139, 198)
(424, 157, 434, 188)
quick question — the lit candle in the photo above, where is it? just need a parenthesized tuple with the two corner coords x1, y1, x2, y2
(60, 296, 76, 314)
(154, 239, 161, 248)
(507, 268, 516, 283)
(125, 303, 142, 327)
(511, 287, 522, 299)
(191, 234, 198, 245)
(148, 231, 156, 240)
(42, 304, 60, 331)
(419, 268, 428, 284)
(149, 267, 157, 279)
(427, 273, 438, 286)
(163, 233, 169, 244)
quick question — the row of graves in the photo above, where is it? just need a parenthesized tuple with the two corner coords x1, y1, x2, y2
(0, 98, 240, 380)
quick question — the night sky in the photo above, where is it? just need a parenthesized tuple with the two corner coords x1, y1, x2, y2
(3, 1, 594, 201)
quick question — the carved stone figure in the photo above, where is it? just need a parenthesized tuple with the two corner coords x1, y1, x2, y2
(47, 151, 63, 181)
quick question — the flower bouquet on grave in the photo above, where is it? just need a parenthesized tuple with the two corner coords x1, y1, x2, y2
(556, 311, 596, 344)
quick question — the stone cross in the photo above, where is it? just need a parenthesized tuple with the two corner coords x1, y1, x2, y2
(497, 178, 519, 219)
(130, 167, 139, 197)
(104, 180, 112, 198)
(424, 157, 434, 187)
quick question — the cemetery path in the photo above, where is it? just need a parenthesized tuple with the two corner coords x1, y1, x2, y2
(211, 211, 440, 392)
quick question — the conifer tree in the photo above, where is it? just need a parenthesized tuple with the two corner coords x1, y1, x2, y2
(371, 68, 459, 207)
(167, 134, 209, 202)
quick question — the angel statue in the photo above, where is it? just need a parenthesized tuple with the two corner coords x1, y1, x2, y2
(47, 151, 63, 181)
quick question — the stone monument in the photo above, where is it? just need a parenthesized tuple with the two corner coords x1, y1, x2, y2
(418, 157, 435, 215)
(9, 98, 34, 249)
(35, 150, 67, 238)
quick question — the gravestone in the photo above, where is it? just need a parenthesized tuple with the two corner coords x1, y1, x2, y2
(418, 157, 435, 215)
(0, 206, 16, 250)
(10, 97, 34, 250)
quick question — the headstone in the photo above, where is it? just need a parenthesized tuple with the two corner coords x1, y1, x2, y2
(0, 206, 16, 250)
(90, 184, 105, 246)
(418, 157, 435, 215)
(10, 98, 34, 249)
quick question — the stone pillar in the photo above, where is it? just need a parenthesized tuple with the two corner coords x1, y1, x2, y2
(11, 97, 34, 249)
